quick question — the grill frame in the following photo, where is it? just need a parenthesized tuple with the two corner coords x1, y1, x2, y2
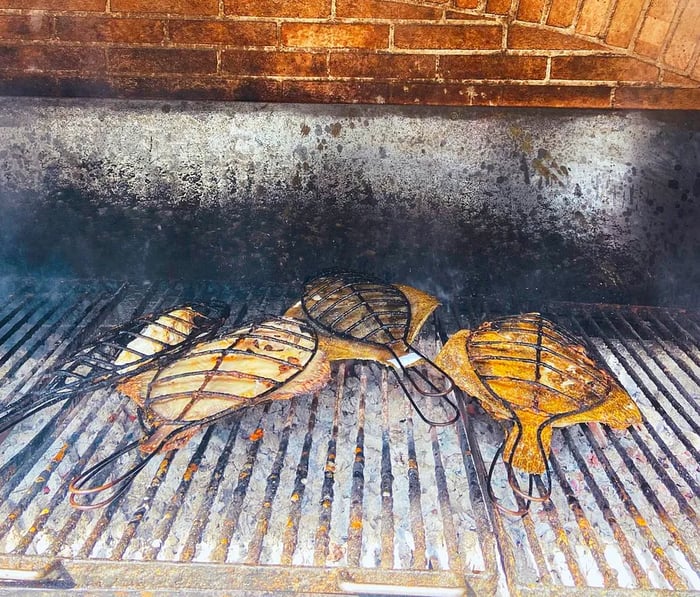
(0, 278, 699, 595)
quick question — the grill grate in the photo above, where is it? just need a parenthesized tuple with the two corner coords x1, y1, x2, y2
(0, 278, 699, 594)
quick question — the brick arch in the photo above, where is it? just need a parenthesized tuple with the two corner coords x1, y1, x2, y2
(0, 0, 696, 107)
(391, 0, 699, 81)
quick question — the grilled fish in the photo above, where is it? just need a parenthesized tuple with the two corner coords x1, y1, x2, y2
(69, 316, 330, 509)
(117, 316, 330, 453)
(285, 282, 439, 367)
(0, 302, 229, 435)
(285, 271, 457, 426)
(435, 313, 642, 475)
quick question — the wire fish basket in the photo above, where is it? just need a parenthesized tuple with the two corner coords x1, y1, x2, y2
(301, 270, 459, 426)
(436, 312, 642, 515)
(0, 301, 230, 435)
(69, 315, 330, 510)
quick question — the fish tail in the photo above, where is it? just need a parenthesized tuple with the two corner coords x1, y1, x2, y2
(503, 422, 552, 475)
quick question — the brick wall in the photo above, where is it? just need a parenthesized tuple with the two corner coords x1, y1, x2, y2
(0, 0, 698, 108)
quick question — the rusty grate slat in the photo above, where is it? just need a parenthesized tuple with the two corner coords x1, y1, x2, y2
(2, 279, 700, 594)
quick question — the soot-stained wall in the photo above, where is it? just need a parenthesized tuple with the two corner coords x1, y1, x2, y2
(0, 98, 698, 307)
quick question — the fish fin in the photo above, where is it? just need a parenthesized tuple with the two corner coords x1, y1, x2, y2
(283, 302, 304, 319)
(503, 420, 552, 475)
(116, 370, 157, 407)
(394, 284, 440, 345)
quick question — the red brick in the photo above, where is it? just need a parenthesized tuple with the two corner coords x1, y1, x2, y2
(546, 0, 578, 27)
(222, 49, 327, 77)
(551, 56, 659, 82)
(282, 23, 389, 49)
(394, 24, 502, 50)
(661, 71, 699, 87)
(0, 0, 103, 8)
(576, 0, 614, 37)
(56, 16, 164, 43)
(453, 0, 478, 8)
(225, 0, 330, 18)
(445, 11, 493, 20)
(614, 86, 700, 109)
(388, 81, 612, 107)
(508, 24, 607, 49)
(634, 14, 672, 58)
(663, 0, 700, 71)
(605, 0, 645, 48)
(329, 52, 436, 79)
(647, 0, 677, 19)
(169, 20, 277, 46)
(111, 0, 217, 15)
(108, 47, 216, 74)
(336, 0, 442, 20)
(486, 0, 512, 15)
(440, 54, 547, 80)
(282, 79, 390, 103)
(517, 0, 546, 22)
(0, 44, 105, 71)
(114, 76, 282, 101)
(0, 14, 51, 40)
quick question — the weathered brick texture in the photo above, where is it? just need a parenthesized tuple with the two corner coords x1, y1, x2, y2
(0, 0, 696, 108)
(111, 0, 217, 15)
(393, 24, 502, 50)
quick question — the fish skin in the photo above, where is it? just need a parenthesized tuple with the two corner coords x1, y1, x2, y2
(435, 315, 643, 475)
(117, 318, 331, 454)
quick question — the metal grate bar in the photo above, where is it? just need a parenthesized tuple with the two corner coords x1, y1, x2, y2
(280, 392, 320, 566)
(345, 366, 367, 568)
(245, 398, 298, 564)
(181, 419, 242, 561)
(657, 311, 700, 367)
(0, 298, 52, 354)
(579, 424, 686, 589)
(0, 301, 62, 373)
(9, 413, 117, 556)
(608, 311, 700, 422)
(602, 425, 700, 574)
(560, 427, 652, 588)
(626, 424, 700, 527)
(211, 403, 271, 563)
(405, 405, 428, 569)
(0, 295, 88, 387)
(313, 363, 344, 567)
(141, 426, 216, 561)
(641, 312, 700, 385)
(429, 423, 464, 573)
(575, 313, 700, 482)
(532, 474, 586, 586)
(547, 452, 618, 585)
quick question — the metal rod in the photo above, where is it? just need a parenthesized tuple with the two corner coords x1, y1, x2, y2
(280, 391, 320, 565)
(180, 418, 243, 562)
(346, 365, 367, 568)
(211, 402, 271, 563)
(140, 425, 217, 561)
(245, 398, 298, 564)
(561, 427, 651, 588)
(579, 424, 686, 589)
(548, 452, 618, 585)
(312, 363, 345, 567)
